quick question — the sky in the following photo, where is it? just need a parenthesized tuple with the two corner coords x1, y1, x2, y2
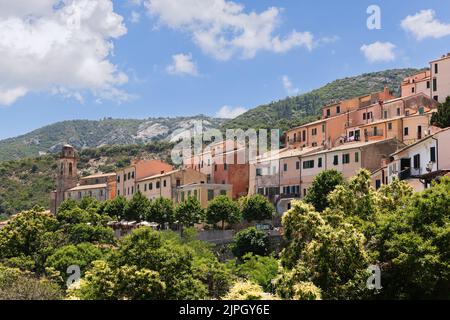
(0, 0, 450, 140)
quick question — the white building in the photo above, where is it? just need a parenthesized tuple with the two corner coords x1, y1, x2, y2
(387, 127, 450, 191)
(430, 53, 450, 103)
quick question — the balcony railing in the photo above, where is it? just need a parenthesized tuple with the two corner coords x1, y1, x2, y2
(399, 168, 411, 181)
(365, 129, 384, 137)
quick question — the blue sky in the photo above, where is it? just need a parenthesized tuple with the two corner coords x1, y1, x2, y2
(0, 0, 450, 140)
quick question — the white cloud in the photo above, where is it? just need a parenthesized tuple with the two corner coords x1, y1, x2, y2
(166, 53, 198, 76)
(0, 0, 129, 106)
(282, 75, 300, 96)
(360, 41, 396, 63)
(216, 105, 247, 119)
(401, 9, 450, 41)
(144, 0, 314, 60)
(131, 11, 141, 23)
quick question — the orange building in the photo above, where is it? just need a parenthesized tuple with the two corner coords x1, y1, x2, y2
(401, 70, 431, 98)
(116, 159, 173, 199)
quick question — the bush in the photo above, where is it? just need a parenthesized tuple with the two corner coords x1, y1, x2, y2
(231, 227, 270, 259)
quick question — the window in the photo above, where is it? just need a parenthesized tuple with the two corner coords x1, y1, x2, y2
(302, 130, 306, 142)
(413, 154, 420, 169)
(100, 190, 104, 197)
(404, 127, 409, 136)
(131, 186, 134, 194)
(150, 183, 153, 190)
(312, 142, 318, 147)
(375, 180, 381, 190)
(336, 106, 341, 114)
(123, 174, 126, 182)
(117, 176, 120, 183)
(176, 179, 181, 187)
(355, 152, 359, 163)
(435, 63, 438, 74)
(303, 160, 315, 169)
(322, 124, 326, 133)
(128, 172, 131, 180)
(342, 154, 350, 164)
(312, 128, 317, 136)
(256, 168, 262, 176)
(363, 113, 366, 120)
(433, 78, 437, 92)
(293, 133, 297, 142)
(156, 181, 160, 189)
(373, 127, 378, 136)
(69, 163, 73, 176)
(318, 158, 323, 168)
(412, 87, 415, 93)
(284, 163, 288, 172)
(224, 163, 228, 171)
(333, 155, 339, 166)
(326, 109, 331, 117)
(208, 190, 214, 201)
(427, 81, 430, 89)
(163, 179, 167, 187)
(131, 172, 135, 179)
(434, 96, 439, 102)
(384, 110, 388, 119)
(214, 165, 218, 172)
(137, 184, 140, 191)
(397, 108, 401, 116)
(144, 184, 147, 192)
(296, 161, 300, 170)
(388, 123, 393, 131)
(430, 147, 436, 162)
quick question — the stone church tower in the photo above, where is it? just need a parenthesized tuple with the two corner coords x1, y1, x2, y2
(50, 145, 78, 213)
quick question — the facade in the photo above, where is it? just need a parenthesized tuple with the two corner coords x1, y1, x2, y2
(286, 88, 395, 149)
(136, 168, 207, 201)
(65, 172, 117, 202)
(386, 127, 450, 191)
(116, 159, 173, 199)
(50, 145, 78, 213)
(175, 183, 233, 209)
(430, 53, 450, 103)
(401, 70, 431, 98)
(183, 140, 249, 200)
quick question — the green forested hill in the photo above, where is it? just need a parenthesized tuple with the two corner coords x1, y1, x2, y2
(223, 68, 421, 131)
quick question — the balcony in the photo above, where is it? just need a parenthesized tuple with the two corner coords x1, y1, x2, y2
(399, 167, 422, 180)
(365, 129, 384, 137)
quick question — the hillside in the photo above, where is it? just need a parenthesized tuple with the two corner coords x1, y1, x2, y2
(0, 141, 174, 217)
(224, 68, 421, 131)
(0, 116, 225, 162)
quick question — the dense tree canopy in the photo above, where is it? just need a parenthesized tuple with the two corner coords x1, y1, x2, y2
(304, 169, 345, 212)
(206, 195, 241, 230)
(240, 195, 274, 222)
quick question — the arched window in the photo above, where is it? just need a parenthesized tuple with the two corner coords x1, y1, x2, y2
(69, 163, 73, 176)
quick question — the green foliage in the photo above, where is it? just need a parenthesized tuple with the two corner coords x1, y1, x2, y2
(224, 280, 269, 300)
(124, 192, 151, 221)
(0, 266, 63, 300)
(206, 195, 241, 229)
(231, 227, 270, 259)
(147, 197, 176, 226)
(431, 96, 450, 128)
(175, 196, 206, 227)
(45, 243, 104, 283)
(102, 196, 127, 220)
(240, 195, 274, 222)
(304, 169, 345, 212)
(232, 254, 279, 292)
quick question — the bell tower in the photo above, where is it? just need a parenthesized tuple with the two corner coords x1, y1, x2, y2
(50, 145, 78, 213)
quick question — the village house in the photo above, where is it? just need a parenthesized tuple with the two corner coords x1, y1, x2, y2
(116, 159, 173, 199)
(175, 182, 232, 209)
(65, 172, 117, 202)
(135, 168, 207, 201)
(430, 53, 450, 103)
(183, 139, 249, 200)
(401, 70, 431, 98)
(384, 127, 450, 192)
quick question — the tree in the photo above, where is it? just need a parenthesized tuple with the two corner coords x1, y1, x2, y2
(206, 196, 241, 230)
(124, 192, 151, 221)
(175, 196, 206, 230)
(224, 280, 268, 300)
(240, 195, 274, 222)
(147, 197, 176, 227)
(231, 227, 270, 259)
(304, 169, 344, 212)
(103, 196, 127, 220)
(0, 208, 64, 273)
(0, 266, 63, 300)
(232, 253, 279, 292)
(45, 243, 104, 283)
(431, 96, 450, 128)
